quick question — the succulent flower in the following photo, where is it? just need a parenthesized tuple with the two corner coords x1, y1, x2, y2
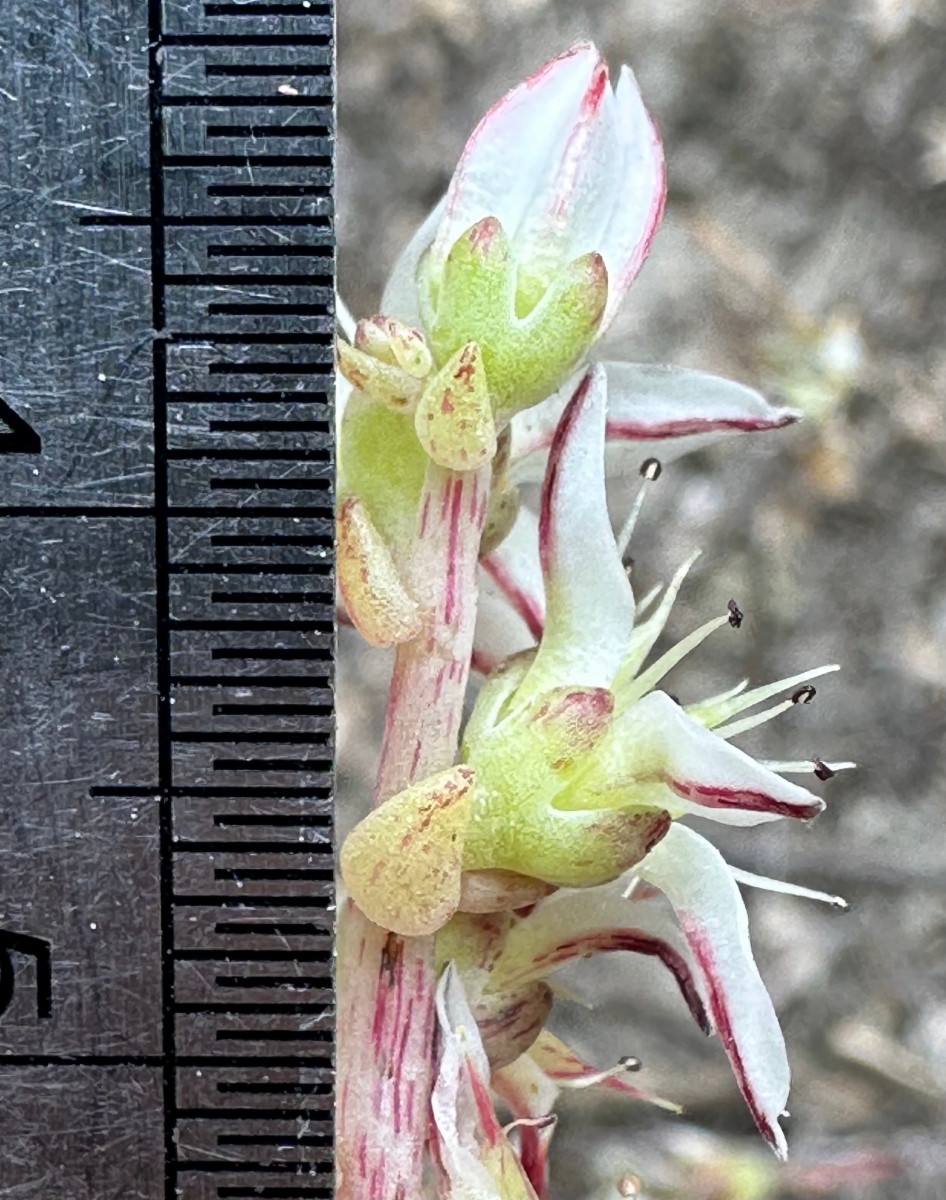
(335, 43, 797, 658)
(341, 363, 852, 1166)
(382, 42, 665, 406)
(337, 40, 855, 1200)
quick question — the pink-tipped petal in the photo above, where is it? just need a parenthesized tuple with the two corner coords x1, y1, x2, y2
(432, 965, 541, 1200)
(607, 690, 825, 825)
(507, 363, 797, 486)
(602, 362, 799, 469)
(598, 68, 666, 330)
(489, 878, 709, 1035)
(511, 60, 623, 300)
(432, 44, 602, 275)
(638, 823, 791, 1158)
(518, 365, 634, 701)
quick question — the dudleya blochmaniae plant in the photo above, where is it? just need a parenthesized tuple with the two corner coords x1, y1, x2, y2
(336, 42, 851, 1200)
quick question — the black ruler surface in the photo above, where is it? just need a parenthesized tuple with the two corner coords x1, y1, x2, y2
(0, 2, 335, 1197)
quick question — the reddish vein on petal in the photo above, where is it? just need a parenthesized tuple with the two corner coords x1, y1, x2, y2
(538, 369, 593, 576)
(481, 552, 545, 641)
(685, 921, 785, 1156)
(605, 411, 798, 440)
(669, 777, 824, 821)
(528, 928, 710, 1034)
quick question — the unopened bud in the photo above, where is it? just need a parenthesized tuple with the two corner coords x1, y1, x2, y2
(424, 217, 609, 419)
(337, 338, 423, 412)
(355, 315, 433, 379)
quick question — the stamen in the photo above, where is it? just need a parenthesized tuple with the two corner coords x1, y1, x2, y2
(614, 551, 701, 690)
(713, 698, 794, 739)
(503, 1114, 557, 1135)
(730, 865, 849, 909)
(620, 612, 730, 706)
(687, 663, 839, 729)
(616, 457, 662, 560)
(635, 582, 663, 618)
(760, 759, 856, 776)
(689, 679, 749, 711)
(621, 875, 641, 900)
(557, 1057, 642, 1090)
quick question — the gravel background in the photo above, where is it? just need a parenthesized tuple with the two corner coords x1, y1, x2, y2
(337, 2, 946, 1196)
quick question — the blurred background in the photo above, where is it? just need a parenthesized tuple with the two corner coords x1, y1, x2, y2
(336, 2, 946, 1196)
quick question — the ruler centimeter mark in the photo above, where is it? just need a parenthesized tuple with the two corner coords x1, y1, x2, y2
(146, 2, 334, 1195)
(0, 1, 336, 1193)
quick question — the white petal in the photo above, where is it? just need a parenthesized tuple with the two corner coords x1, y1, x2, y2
(507, 377, 575, 485)
(507, 362, 798, 487)
(380, 197, 446, 327)
(589, 690, 825, 826)
(597, 68, 666, 330)
(516, 365, 634, 702)
(510, 59, 623, 292)
(432, 966, 503, 1200)
(472, 575, 536, 676)
(490, 1053, 559, 1199)
(490, 876, 710, 1034)
(432, 44, 602, 272)
(473, 508, 544, 672)
(638, 824, 791, 1158)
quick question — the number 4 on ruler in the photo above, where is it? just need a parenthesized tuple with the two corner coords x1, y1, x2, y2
(0, 397, 40, 454)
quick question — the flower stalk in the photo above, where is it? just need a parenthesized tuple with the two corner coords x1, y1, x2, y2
(337, 461, 488, 1199)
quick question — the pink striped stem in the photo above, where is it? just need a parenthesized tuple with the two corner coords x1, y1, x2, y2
(337, 461, 490, 1200)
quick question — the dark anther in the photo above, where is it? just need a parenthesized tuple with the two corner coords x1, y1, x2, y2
(727, 599, 744, 629)
(792, 685, 816, 705)
(667, 693, 682, 705)
(640, 457, 662, 481)
(623, 557, 634, 575)
(618, 1055, 642, 1072)
(813, 759, 835, 781)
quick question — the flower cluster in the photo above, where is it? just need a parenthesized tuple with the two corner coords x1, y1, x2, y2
(337, 41, 852, 1200)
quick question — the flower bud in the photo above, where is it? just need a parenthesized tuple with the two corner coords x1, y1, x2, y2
(337, 337, 424, 412)
(381, 42, 666, 414)
(423, 216, 608, 419)
(355, 314, 433, 379)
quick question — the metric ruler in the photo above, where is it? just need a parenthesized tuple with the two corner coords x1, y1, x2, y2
(0, 2, 335, 1197)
